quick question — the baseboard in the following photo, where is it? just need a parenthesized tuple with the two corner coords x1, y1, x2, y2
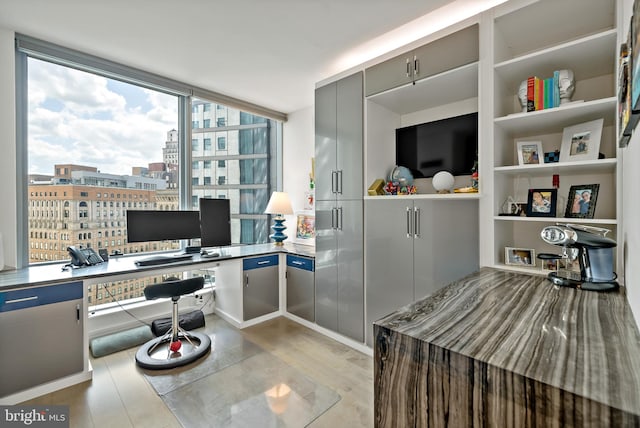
(0, 368, 93, 405)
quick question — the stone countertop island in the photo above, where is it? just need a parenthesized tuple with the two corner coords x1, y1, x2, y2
(373, 268, 640, 427)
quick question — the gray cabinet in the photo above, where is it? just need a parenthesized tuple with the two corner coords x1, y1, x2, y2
(315, 71, 363, 202)
(242, 255, 279, 321)
(286, 254, 315, 322)
(365, 198, 479, 346)
(0, 281, 84, 398)
(315, 71, 364, 343)
(315, 199, 363, 342)
(365, 24, 479, 97)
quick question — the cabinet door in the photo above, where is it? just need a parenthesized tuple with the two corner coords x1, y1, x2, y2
(412, 24, 479, 84)
(0, 282, 83, 397)
(242, 255, 279, 320)
(336, 199, 364, 342)
(286, 255, 315, 322)
(364, 199, 415, 346)
(314, 200, 338, 331)
(413, 199, 479, 301)
(315, 82, 337, 202)
(365, 53, 413, 97)
(336, 72, 363, 201)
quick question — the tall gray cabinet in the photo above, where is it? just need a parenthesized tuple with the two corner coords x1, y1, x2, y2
(365, 199, 479, 346)
(314, 71, 364, 342)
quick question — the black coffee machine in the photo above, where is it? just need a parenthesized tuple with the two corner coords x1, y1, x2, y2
(538, 223, 619, 292)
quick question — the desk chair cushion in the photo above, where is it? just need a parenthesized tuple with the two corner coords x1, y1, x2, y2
(144, 277, 204, 300)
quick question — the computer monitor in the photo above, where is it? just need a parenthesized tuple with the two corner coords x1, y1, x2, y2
(126, 210, 201, 243)
(199, 198, 231, 248)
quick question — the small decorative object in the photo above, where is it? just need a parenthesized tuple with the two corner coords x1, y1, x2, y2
(517, 79, 528, 112)
(384, 181, 398, 195)
(541, 259, 559, 272)
(558, 69, 575, 105)
(470, 160, 478, 190)
(501, 197, 528, 216)
(368, 179, 385, 196)
(264, 191, 294, 246)
(388, 165, 414, 187)
(304, 190, 314, 210)
(505, 247, 536, 267)
(526, 188, 557, 217)
(398, 185, 417, 195)
(432, 171, 455, 194)
(564, 184, 599, 219)
(544, 150, 560, 163)
(559, 118, 603, 162)
(516, 141, 543, 165)
(294, 211, 315, 245)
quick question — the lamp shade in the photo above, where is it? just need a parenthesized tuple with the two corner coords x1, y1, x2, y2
(265, 192, 294, 215)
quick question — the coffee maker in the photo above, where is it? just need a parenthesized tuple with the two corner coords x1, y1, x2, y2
(538, 223, 619, 291)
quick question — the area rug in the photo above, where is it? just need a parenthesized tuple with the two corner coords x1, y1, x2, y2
(142, 319, 341, 427)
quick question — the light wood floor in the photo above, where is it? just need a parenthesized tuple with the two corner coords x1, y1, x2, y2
(22, 316, 374, 428)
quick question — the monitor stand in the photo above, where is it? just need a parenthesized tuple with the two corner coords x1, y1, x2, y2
(200, 247, 223, 258)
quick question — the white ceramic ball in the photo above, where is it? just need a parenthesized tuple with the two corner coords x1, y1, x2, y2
(432, 171, 455, 193)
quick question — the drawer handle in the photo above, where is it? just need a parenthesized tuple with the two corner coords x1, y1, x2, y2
(5, 296, 38, 304)
(292, 261, 304, 265)
(257, 260, 271, 265)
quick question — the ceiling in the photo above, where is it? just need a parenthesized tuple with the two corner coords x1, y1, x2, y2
(0, 0, 505, 115)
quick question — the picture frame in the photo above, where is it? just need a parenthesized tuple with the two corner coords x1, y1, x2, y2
(506, 201, 527, 216)
(564, 184, 599, 219)
(505, 247, 536, 267)
(541, 259, 559, 272)
(559, 118, 603, 162)
(526, 188, 557, 217)
(293, 210, 315, 245)
(516, 140, 543, 165)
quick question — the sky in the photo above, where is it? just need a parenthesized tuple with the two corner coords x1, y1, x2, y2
(27, 57, 179, 176)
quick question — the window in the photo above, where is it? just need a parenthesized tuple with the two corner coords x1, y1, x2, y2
(217, 136, 226, 150)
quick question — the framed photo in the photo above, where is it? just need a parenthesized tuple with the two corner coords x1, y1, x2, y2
(541, 259, 559, 272)
(516, 141, 543, 165)
(564, 184, 599, 219)
(293, 211, 315, 245)
(505, 247, 536, 267)
(559, 118, 603, 162)
(526, 188, 557, 217)
(506, 201, 527, 216)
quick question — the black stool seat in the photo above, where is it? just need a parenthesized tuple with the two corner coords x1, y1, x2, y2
(144, 277, 204, 300)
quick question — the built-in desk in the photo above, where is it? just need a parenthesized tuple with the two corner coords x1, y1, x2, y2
(0, 243, 314, 405)
(374, 268, 640, 427)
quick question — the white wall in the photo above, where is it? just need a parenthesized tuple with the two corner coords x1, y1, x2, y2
(282, 106, 314, 229)
(622, 0, 640, 327)
(0, 28, 17, 270)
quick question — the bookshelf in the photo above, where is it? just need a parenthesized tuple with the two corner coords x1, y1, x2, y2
(483, 0, 621, 274)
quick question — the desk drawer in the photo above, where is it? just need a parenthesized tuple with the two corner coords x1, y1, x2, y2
(286, 255, 314, 272)
(0, 281, 83, 313)
(243, 255, 279, 271)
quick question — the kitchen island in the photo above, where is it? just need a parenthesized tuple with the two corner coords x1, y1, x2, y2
(373, 268, 640, 427)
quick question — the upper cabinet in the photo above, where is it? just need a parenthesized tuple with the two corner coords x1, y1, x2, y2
(485, 0, 620, 274)
(365, 25, 480, 98)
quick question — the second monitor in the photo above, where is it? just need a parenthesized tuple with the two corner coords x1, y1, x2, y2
(199, 198, 231, 249)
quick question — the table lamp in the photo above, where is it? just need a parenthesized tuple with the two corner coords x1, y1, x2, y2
(265, 191, 294, 246)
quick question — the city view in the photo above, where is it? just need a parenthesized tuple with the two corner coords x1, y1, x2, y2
(26, 58, 276, 306)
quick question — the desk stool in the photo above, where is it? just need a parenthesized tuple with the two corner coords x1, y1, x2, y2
(135, 277, 211, 370)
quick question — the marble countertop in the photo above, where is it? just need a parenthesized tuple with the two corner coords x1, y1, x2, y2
(0, 242, 315, 290)
(375, 267, 640, 416)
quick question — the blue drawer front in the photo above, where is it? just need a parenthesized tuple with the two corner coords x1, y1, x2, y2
(0, 281, 83, 313)
(243, 254, 279, 271)
(286, 255, 314, 272)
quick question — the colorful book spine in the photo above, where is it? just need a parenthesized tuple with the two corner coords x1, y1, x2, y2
(553, 70, 560, 107)
(527, 76, 536, 112)
(536, 77, 544, 110)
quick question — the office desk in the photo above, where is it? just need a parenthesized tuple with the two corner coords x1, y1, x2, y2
(0, 243, 314, 405)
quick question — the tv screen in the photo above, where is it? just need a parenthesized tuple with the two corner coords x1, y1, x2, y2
(126, 210, 201, 243)
(396, 112, 478, 179)
(199, 198, 231, 248)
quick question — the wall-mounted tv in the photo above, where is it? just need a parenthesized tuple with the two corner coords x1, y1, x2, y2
(396, 112, 478, 179)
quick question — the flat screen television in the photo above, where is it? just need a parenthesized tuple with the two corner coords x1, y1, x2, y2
(396, 112, 478, 179)
(126, 210, 201, 243)
(199, 198, 231, 248)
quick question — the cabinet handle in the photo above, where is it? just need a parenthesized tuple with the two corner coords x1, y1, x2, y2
(413, 56, 419, 77)
(414, 207, 420, 238)
(338, 207, 343, 230)
(332, 207, 338, 230)
(76, 303, 81, 323)
(245, 274, 249, 287)
(406, 207, 412, 238)
(5, 295, 38, 304)
(406, 58, 411, 77)
(337, 170, 343, 194)
(331, 170, 338, 194)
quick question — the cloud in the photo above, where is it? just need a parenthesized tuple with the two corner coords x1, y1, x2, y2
(28, 59, 178, 176)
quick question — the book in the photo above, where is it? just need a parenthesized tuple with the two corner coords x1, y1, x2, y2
(553, 70, 560, 107)
(536, 77, 544, 110)
(526, 76, 535, 112)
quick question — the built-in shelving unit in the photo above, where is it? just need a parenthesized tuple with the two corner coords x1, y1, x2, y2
(486, 0, 620, 274)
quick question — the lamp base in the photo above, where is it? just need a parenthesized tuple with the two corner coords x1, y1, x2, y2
(270, 217, 288, 246)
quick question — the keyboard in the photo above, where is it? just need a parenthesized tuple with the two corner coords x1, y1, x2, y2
(135, 254, 193, 267)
